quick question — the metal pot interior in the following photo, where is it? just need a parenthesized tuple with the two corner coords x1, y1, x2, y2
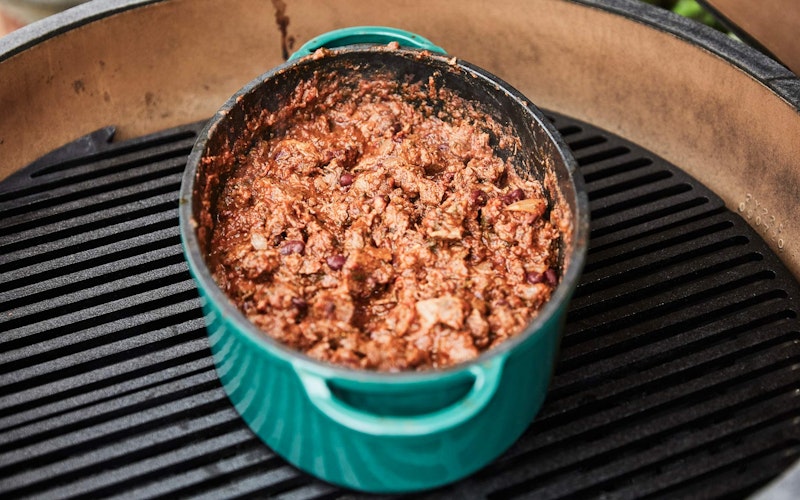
(185, 46, 587, 374)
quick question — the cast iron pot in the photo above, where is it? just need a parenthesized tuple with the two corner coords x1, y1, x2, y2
(179, 27, 589, 493)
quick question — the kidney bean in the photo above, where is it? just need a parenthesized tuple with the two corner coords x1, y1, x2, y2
(525, 271, 544, 284)
(470, 189, 488, 207)
(291, 297, 308, 310)
(501, 188, 525, 205)
(279, 240, 305, 255)
(339, 173, 354, 187)
(326, 254, 347, 270)
(527, 268, 558, 286)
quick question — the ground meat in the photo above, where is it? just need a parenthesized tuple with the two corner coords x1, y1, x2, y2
(205, 64, 562, 371)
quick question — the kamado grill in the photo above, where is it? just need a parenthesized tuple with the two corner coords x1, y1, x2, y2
(1, 0, 799, 498)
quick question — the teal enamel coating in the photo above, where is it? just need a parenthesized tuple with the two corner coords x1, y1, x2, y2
(191, 280, 566, 492)
(180, 27, 588, 493)
(288, 26, 446, 61)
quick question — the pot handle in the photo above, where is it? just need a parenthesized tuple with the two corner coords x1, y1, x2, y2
(288, 26, 447, 61)
(295, 357, 505, 437)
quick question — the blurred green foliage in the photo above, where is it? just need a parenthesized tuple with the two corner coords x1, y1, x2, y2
(641, 0, 729, 32)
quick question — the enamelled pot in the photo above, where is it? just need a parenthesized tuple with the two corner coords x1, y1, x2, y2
(179, 27, 589, 493)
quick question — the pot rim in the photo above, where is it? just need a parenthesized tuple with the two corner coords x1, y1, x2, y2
(179, 45, 590, 382)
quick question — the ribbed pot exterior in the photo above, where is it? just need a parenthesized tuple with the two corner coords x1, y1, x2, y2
(199, 288, 565, 493)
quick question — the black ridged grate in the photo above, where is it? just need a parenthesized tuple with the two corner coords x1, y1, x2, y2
(1, 114, 798, 499)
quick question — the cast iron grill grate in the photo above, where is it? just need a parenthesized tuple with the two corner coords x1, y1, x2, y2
(0, 114, 798, 499)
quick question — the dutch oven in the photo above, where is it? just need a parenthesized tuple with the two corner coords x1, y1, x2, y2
(179, 27, 589, 493)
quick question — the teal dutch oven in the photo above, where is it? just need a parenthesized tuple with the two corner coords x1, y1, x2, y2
(179, 27, 589, 493)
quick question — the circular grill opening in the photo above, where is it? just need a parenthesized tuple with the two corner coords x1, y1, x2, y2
(0, 110, 797, 499)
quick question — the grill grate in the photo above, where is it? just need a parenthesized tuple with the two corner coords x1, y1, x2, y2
(1, 114, 798, 499)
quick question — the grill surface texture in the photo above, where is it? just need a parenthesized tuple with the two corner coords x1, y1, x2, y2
(1, 113, 798, 499)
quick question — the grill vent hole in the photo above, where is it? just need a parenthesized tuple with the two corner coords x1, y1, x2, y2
(577, 146, 631, 166)
(31, 129, 197, 178)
